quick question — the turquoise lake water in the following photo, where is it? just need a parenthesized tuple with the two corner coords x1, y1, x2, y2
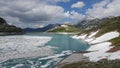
(0, 33, 89, 68)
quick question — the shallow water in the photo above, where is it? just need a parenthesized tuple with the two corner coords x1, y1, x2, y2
(0, 33, 89, 68)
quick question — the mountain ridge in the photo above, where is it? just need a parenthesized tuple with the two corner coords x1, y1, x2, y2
(0, 17, 24, 35)
(23, 24, 59, 32)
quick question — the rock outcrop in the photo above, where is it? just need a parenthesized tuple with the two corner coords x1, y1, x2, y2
(0, 17, 24, 35)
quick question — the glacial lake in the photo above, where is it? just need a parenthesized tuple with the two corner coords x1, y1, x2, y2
(0, 33, 89, 68)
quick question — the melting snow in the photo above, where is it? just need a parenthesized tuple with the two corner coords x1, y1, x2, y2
(72, 34, 87, 39)
(90, 31, 120, 44)
(88, 30, 99, 38)
(84, 42, 112, 61)
(72, 31, 120, 61)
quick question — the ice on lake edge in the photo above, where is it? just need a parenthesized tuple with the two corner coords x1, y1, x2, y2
(0, 35, 56, 61)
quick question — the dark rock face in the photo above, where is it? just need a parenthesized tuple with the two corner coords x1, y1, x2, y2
(0, 17, 7, 25)
(0, 17, 24, 35)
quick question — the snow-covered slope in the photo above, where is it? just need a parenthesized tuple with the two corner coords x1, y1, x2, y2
(90, 31, 119, 44)
(72, 31, 120, 61)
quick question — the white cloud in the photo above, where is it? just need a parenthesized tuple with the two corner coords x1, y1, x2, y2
(87, 0, 120, 19)
(71, 1, 85, 8)
(70, 11, 85, 20)
(0, 0, 71, 28)
(63, 11, 85, 20)
(0, 0, 86, 28)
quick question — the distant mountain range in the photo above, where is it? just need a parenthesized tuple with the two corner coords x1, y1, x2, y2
(24, 16, 120, 33)
(23, 24, 59, 32)
(76, 16, 120, 38)
(76, 16, 116, 30)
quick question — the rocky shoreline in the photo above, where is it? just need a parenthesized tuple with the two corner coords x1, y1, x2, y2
(55, 52, 89, 68)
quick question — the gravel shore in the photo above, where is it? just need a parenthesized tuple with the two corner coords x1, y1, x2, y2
(55, 53, 89, 68)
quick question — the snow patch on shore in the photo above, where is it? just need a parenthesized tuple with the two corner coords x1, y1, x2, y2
(88, 30, 99, 38)
(72, 31, 120, 61)
(90, 31, 120, 44)
(84, 41, 120, 61)
(72, 34, 87, 40)
(84, 42, 112, 61)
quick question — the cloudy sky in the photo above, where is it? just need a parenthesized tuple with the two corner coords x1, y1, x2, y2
(0, 0, 120, 28)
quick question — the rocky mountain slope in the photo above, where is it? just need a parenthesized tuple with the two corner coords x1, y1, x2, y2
(73, 16, 120, 61)
(0, 17, 24, 35)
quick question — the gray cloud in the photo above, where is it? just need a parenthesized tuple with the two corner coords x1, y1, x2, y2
(0, 0, 70, 28)
(0, 0, 85, 28)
